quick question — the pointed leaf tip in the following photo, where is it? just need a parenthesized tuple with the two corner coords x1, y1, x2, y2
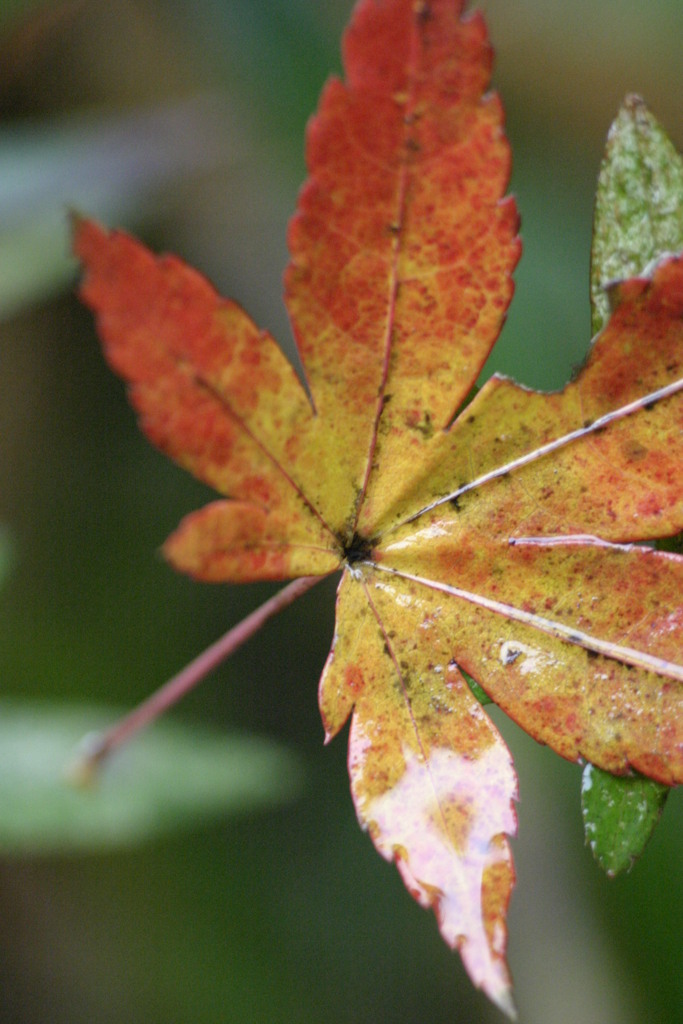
(321, 575, 518, 1011)
(286, 0, 519, 538)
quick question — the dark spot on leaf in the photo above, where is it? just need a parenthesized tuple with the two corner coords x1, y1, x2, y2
(587, 649, 599, 660)
(448, 385, 479, 427)
(415, 1, 432, 24)
(449, 482, 469, 510)
(344, 532, 373, 565)
(502, 647, 521, 665)
(412, 411, 434, 438)
(624, 440, 648, 460)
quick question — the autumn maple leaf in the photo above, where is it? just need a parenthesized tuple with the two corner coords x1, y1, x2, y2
(74, 0, 683, 1015)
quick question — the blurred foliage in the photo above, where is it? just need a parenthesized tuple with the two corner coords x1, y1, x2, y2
(0, 700, 302, 855)
(0, 2, 681, 1023)
(0, 524, 16, 587)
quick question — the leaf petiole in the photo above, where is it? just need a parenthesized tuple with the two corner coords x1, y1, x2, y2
(70, 575, 325, 783)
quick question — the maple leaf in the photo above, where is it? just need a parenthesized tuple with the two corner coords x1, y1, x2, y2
(73, 0, 683, 1015)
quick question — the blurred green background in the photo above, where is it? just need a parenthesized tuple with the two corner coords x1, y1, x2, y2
(1, 1, 681, 1021)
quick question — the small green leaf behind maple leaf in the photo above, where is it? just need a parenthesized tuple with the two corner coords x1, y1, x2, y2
(582, 95, 683, 875)
(591, 94, 683, 338)
(581, 763, 668, 877)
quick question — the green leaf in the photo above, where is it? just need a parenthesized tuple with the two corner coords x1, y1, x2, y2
(591, 94, 683, 336)
(584, 95, 681, 872)
(0, 0, 45, 26)
(0, 700, 302, 855)
(581, 764, 668, 876)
